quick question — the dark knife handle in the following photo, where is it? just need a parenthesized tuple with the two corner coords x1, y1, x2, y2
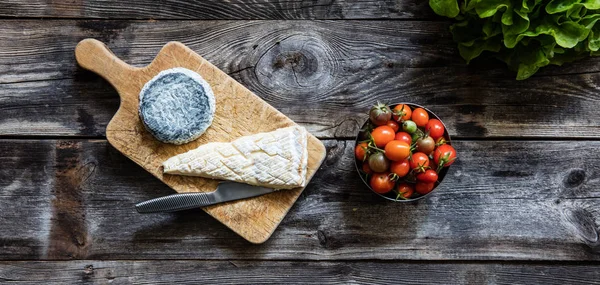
(136, 193, 215, 213)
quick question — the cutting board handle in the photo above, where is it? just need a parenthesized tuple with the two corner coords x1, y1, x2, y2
(75, 39, 133, 88)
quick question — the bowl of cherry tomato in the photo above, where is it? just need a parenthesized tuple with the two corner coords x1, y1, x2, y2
(354, 102, 457, 201)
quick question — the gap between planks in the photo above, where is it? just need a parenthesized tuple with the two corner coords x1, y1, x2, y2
(0, 259, 598, 265)
(0, 16, 450, 22)
(1, 136, 600, 142)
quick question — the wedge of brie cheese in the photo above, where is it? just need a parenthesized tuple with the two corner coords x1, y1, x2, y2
(163, 126, 309, 189)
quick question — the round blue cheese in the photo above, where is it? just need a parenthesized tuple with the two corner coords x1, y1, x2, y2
(139, 67, 216, 145)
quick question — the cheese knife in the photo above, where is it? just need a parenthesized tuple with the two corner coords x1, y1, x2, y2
(135, 181, 277, 213)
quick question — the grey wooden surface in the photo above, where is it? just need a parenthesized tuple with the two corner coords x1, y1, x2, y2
(0, 0, 434, 19)
(2, 20, 600, 139)
(1, 261, 599, 284)
(1, 1, 599, 284)
(1, 140, 599, 261)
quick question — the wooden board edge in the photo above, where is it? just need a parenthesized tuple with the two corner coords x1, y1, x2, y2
(96, 40, 329, 244)
(243, 135, 327, 244)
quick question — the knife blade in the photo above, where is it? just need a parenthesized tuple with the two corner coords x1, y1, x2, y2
(135, 181, 277, 213)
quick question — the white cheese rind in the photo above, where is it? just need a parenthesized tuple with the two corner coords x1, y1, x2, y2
(163, 126, 309, 189)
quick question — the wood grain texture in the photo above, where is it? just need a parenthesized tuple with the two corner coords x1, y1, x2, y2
(3, 1, 600, 281)
(74, 39, 326, 243)
(1, 20, 600, 139)
(0, 0, 434, 20)
(1, 260, 599, 284)
(1, 139, 599, 260)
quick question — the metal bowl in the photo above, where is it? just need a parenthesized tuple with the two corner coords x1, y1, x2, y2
(354, 103, 452, 202)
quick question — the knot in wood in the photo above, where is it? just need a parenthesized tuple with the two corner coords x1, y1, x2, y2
(83, 264, 94, 275)
(255, 34, 336, 94)
(563, 168, 586, 188)
(564, 208, 599, 247)
(317, 230, 328, 246)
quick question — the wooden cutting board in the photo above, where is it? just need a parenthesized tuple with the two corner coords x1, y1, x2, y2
(75, 39, 326, 244)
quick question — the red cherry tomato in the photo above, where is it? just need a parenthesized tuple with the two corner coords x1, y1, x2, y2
(434, 144, 457, 167)
(415, 182, 435, 195)
(409, 152, 430, 172)
(394, 132, 412, 145)
(384, 140, 410, 161)
(396, 183, 414, 199)
(426, 119, 445, 140)
(390, 159, 410, 178)
(362, 163, 373, 174)
(386, 120, 399, 132)
(416, 169, 438, 183)
(371, 126, 395, 148)
(392, 104, 412, 122)
(411, 108, 429, 127)
(355, 142, 368, 161)
(370, 172, 395, 194)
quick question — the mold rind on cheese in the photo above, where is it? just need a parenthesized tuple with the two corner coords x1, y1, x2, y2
(139, 67, 216, 145)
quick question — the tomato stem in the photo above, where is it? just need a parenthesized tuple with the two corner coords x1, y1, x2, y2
(367, 145, 385, 152)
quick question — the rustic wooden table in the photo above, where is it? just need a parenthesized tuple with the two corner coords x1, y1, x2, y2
(1, 1, 599, 284)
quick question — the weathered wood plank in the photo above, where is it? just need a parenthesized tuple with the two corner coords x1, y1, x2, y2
(0, 141, 53, 259)
(0, 20, 460, 83)
(1, 20, 600, 138)
(0, 0, 434, 20)
(0, 139, 598, 260)
(1, 260, 599, 284)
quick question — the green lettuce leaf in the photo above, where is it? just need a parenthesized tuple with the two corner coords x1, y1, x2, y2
(546, 0, 581, 14)
(429, 0, 600, 80)
(430, 0, 460, 17)
(588, 26, 600, 50)
(458, 37, 503, 62)
(502, 9, 531, 48)
(581, 0, 600, 9)
(474, 0, 513, 18)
